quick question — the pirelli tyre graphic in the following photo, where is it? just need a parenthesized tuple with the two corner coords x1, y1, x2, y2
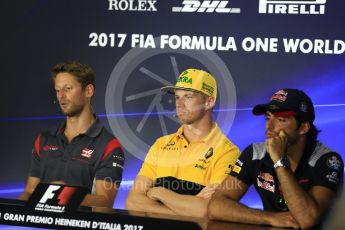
(105, 39, 236, 160)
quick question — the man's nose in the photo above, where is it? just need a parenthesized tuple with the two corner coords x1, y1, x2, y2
(175, 98, 184, 108)
(56, 91, 66, 99)
(266, 118, 275, 130)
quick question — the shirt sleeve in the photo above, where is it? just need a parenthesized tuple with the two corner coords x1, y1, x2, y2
(229, 144, 256, 186)
(137, 140, 159, 181)
(95, 138, 125, 186)
(209, 142, 240, 184)
(312, 152, 344, 193)
(29, 134, 42, 178)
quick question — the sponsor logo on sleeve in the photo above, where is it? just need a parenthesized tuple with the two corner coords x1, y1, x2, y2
(232, 165, 242, 174)
(113, 162, 124, 169)
(327, 156, 342, 170)
(326, 171, 339, 184)
(236, 159, 243, 166)
(114, 154, 125, 162)
(43, 145, 59, 151)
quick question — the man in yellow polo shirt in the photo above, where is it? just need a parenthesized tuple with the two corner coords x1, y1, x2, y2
(125, 69, 239, 217)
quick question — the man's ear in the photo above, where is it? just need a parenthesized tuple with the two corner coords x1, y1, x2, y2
(205, 97, 216, 110)
(299, 121, 310, 135)
(84, 84, 95, 98)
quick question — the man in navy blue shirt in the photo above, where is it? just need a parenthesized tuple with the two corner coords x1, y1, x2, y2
(20, 61, 124, 208)
(208, 89, 343, 229)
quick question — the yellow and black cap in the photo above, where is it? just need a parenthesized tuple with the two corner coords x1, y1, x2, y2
(161, 69, 217, 100)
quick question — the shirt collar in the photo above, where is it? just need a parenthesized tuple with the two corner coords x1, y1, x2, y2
(85, 117, 103, 137)
(173, 122, 219, 143)
(55, 115, 103, 138)
(203, 122, 220, 143)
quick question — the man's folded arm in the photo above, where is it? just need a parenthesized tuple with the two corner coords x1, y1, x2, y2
(125, 175, 176, 215)
(147, 184, 218, 218)
(275, 167, 338, 229)
(208, 175, 299, 228)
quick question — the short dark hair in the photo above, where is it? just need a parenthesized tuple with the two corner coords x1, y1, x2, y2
(51, 61, 95, 89)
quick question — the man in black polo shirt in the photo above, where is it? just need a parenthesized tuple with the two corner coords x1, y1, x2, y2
(19, 61, 124, 208)
(208, 89, 343, 229)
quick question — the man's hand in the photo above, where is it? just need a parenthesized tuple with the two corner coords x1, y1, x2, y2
(196, 184, 219, 199)
(265, 130, 288, 162)
(269, 212, 300, 229)
(146, 186, 165, 201)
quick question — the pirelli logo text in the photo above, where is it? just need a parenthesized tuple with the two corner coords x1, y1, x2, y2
(258, 0, 327, 15)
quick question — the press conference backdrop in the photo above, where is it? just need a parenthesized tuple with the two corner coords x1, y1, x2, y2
(1, 0, 344, 209)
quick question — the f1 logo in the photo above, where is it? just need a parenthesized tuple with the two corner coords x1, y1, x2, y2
(38, 185, 77, 205)
(39, 185, 60, 203)
(57, 186, 77, 205)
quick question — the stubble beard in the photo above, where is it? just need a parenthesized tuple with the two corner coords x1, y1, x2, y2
(61, 103, 85, 118)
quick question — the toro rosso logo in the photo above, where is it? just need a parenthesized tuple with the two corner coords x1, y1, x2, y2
(271, 90, 288, 102)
